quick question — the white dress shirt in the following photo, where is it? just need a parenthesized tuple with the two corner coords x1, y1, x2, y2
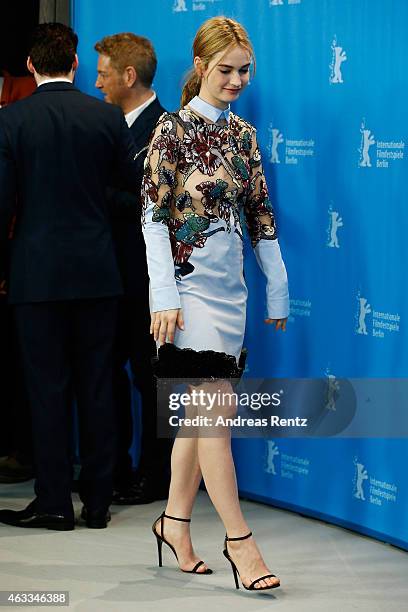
(125, 92, 156, 128)
(37, 77, 73, 87)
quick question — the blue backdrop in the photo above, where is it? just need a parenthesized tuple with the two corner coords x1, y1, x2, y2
(72, 0, 408, 550)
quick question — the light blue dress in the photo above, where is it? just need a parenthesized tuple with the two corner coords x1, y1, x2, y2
(142, 96, 289, 365)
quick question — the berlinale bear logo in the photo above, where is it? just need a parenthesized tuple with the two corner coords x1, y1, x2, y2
(353, 458, 368, 501)
(173, 0, 188, 12)
(359, 120, 376, 167)
(269, 127, 284, 164)
(330, 36, 347, 84)
(265, 440, 279, 475)
(356, 295, 371, 335)
(327, 204, 343, 249)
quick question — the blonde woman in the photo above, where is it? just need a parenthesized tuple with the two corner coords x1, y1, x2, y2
(142, 16, 288, 591)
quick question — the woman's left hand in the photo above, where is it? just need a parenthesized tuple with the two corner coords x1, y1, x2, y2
(265, 317, 287, 331)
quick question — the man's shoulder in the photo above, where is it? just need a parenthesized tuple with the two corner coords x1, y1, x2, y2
(129, 99, 167, 142)
(151, 97, 166, 118)
(64, 89, 123, 117)
(0, 88, 123, 138)
(0, 94, 33, 120)
(1, 86, 119, 114)
(134, 97, 166, 128)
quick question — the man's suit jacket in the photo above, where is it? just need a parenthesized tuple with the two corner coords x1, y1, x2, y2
(109, 97, 165, 297)
(0, 81, 137, 304)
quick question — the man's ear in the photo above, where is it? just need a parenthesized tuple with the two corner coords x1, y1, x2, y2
(27, 57, 35, 75)
(124, 65, 137, 88)
(72, 53, 79, 72)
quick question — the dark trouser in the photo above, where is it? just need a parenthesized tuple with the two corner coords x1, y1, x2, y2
(14, 297, 118, 518)
(113, 295, 172, 488)
(0, 297, 32, 460)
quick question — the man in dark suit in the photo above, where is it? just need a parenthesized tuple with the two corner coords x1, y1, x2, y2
(0, 67, 36, 483)
(0, 23, 138, 530)
(94, 33, 171, 504)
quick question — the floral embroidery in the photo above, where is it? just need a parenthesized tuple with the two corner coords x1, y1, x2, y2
(141, 165, 158, 203)
(169, 214, 224, 278)
(151, 132, 178, 170)
(181, 125, 229, 177)
(250, 146, 261, 168)
(142, 109, 278, 276)
(196, 179, 240, 231)
(158, 167, 178, 189)
(175, 192, 193, 212)
(152, 189, 172, 223)
(197, 179, 227, 218)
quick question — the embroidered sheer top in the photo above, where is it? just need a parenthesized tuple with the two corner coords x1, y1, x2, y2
(141, 97, 289, 318)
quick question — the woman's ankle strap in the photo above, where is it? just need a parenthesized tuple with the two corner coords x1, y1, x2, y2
(163, 512, 191, 523)
(225, 531, 252, 541)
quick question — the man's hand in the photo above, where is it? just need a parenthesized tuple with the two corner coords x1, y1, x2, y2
(0, 280, 7, 296)
(265, 317, 287, 331)
(150, 309, 184, 344)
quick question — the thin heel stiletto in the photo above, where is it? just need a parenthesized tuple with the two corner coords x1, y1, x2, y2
(223, 532, 280, 591)
(152, 512, 212, 574)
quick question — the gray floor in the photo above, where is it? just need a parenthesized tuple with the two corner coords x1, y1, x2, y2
(0, 481, 407, 611)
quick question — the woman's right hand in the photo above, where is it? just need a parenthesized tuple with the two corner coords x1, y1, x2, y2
(150, 309, 185, 344)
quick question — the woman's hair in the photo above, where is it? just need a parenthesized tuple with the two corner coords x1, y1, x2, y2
(181, 16, 255, 107)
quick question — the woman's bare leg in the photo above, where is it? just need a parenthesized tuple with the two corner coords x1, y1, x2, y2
(195, 381, 279, 589)
(157, 426, 210, 572)
(158, 381, 279, 586)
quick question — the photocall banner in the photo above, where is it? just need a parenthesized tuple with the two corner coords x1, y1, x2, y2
(72, 0, 408, 550)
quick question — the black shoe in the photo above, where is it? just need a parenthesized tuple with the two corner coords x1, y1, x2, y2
(0, 500, 74, 531)
(152, 511, 212, 574)
(223, 531, 280, 591)
(80, 506, 111, 529)
(112, 475, 169, 505)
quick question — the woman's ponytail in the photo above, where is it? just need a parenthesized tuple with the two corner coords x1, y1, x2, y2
(181, 70, 201, 107)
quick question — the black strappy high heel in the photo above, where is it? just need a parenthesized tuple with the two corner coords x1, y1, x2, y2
(152, 512, 213, 574)
(223, 532, 280, 591)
